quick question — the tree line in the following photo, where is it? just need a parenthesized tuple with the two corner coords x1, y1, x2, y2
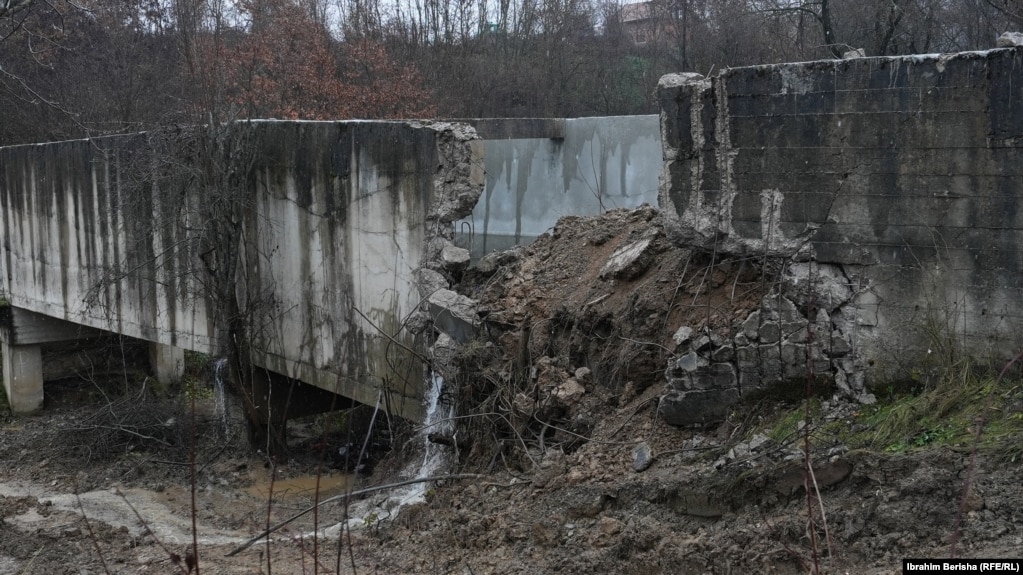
(1, 0, 1019, 144)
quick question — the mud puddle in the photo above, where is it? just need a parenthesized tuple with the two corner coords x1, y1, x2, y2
(245, 472, 354, 501)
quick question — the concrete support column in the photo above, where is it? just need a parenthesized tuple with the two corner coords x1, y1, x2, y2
(149, 343, 184, 385)
(1, 340, 44, 413)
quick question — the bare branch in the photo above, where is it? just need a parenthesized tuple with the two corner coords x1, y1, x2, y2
(0, 0, 34, 20)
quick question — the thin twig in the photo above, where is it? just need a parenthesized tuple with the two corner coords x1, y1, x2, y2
(114, 489, 190, 575)
(74, 488, 111, 575)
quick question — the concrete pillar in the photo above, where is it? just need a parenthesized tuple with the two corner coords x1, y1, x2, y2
(1, 340, 44, 413)
(149, 343, 184, 385)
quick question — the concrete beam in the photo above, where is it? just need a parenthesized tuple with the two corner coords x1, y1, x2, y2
(1, 341, 43, 413)
(0, 306, 101, 345)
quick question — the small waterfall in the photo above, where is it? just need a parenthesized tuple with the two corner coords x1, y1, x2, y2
(416, 371, 455, 478)
(315, 370, 457, 538)
(212, 358, 231, 439)
(393, 370, 454, 507)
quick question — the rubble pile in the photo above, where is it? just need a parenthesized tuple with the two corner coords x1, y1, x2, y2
(422, 205, 876, 444)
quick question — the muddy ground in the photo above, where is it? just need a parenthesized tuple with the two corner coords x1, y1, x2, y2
(2, 207, 1022, 574)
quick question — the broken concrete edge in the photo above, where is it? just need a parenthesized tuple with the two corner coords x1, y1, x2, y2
(658, 259, 879, 428)
(427, 289, 480, 345)
(657, 70, 818, 259)
(412, 122, 486, 387)
(652, 49, 1023, 426)
(996, 31, 1023, 47)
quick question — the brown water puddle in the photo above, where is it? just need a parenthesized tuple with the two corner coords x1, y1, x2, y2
(246, 473, 355, 501)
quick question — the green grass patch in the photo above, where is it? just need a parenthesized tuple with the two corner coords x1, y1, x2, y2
(738, 362, 1023, 460)
(862, 366, 1023, 455)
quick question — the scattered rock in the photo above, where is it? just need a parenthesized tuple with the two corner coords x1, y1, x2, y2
(599, 238, 653, 280)
(672, 351, 701, 373)
(574, 366, 592, 383)
(593, 516, 624, 547)
(997, 31, 1023, 47)
(440, 244, 471, 272)
(474, 245, 524, 274)
(672, 326, 694, 346)
(554, 379, 586, 407)
(427, 289, 479, 343)
(632, 442, 654, 472)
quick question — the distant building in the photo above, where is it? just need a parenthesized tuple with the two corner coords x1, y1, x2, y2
(621, 1, 674, 46)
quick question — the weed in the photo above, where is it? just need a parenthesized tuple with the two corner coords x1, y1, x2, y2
(183, 376, 213, 400)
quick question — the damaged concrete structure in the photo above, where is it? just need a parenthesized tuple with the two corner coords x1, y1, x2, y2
(0, 121, 484, 420)
(457, 116, 662, 258)
(4, 47, 1022, 431)
(657, 48, 1023, 424)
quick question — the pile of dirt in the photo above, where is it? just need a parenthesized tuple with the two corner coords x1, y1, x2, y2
(446, 205, 768, 467)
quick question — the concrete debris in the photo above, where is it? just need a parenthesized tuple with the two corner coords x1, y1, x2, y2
(427, 289, 479, 343)
(441, 244, 471, 272)
(554, 379, 586, 407)
(782, 262, 853, 312)
(997, 31, 1023, 47)
(661, 285, 864, 427)
(842, 48, 866, 59)
(631, 441, 654, 472)
(426, 123, 485, 225)
(672, 351, 702, 373)
(672, 326, 694, 346)
(599, 237, 653, 280)
(414, 268, 449, 299)
(474, 245, 524, 274)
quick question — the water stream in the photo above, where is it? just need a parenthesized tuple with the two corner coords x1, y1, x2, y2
(393, 370, 454, 507)
(212, 357, 231, 439)
(316, 370, 454, 536)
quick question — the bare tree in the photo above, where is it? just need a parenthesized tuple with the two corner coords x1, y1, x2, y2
(984, 0, 1023, 26)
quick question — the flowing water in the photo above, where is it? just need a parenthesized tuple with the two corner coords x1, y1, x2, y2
(393, 370, 455, 507)
(318, 370, 455, 535)
(212, 357, 231, 439)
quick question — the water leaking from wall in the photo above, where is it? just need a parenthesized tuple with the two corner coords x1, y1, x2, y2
(213, 357, 230, 440)
(392, 370, 454, 508)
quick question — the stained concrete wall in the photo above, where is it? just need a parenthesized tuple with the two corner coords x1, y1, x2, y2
(0, 121, 484, 420)
(458, 115, 662, 257)
(658, 48, 1023, 383)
